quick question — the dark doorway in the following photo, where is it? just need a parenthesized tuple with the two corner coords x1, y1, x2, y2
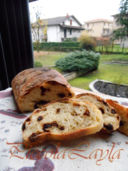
(64, 29, 67, 38)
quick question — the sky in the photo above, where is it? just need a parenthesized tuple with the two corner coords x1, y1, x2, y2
(29, 0, 121, 24)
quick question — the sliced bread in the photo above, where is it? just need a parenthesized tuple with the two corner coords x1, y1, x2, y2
(107, 99, 128, 136)
(75, 93, 120, 132)
(22, 99, 103, 148)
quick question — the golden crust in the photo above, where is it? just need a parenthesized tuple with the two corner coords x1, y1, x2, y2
(11, 68, 71, 98)
(11, 68, 74, 112)
(76, 93, 105, 103)
(23, 126, 101, 148)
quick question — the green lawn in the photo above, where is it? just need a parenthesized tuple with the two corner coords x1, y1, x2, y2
(34, 51, 128, 90)
(96, 44, 128, 53)
(100, 54, 128, 62)
(34, 51, 67, 66)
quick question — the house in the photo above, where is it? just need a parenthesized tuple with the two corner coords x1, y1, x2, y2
(31, 15, 84, 42)
(84, 19, 113, 38)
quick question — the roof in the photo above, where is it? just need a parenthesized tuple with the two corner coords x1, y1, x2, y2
(85, 19, 113, 24)
(43, 15, 82, 26)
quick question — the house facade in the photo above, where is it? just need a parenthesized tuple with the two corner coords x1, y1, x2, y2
(32, 15, 84, 42)
(84, 19, 113, 38)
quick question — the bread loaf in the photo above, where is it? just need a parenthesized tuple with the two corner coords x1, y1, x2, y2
(107, 99, 128, 136)
(22, 99, 103, 148)
(11, 68, 74, 113)
(75, 93, 120, 132)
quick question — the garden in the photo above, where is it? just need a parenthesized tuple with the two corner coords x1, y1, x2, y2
(33, 2, 128, 92)
(34, 50, 128, 90)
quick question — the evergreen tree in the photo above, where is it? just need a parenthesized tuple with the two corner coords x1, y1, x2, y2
(113, 0, 128, 40)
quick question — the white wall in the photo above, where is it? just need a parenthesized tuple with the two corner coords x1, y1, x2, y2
(64, 16, 80, 26)
(47, 26, 61, 42)
(31, 16, 83, 42)
(120, 39, 128, 48)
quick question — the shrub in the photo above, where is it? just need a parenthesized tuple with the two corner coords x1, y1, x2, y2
(55, 50, 100, 73)
(33, 42, 81, 51)
(34, 61, 43, 67)
(63, 37, 77, 42)
(78, 31, 96, 50)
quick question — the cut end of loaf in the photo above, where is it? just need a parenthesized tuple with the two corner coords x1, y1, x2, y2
(75, 93, 120, 132)
(11, 68, 74, 113)
(18, 81, 74, 113)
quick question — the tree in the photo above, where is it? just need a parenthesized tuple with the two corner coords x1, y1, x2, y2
(78, 31, 96, 50)
(113, 0, 128, 40)
(31, 17, 47, 43)
(30, 4, 47, 51)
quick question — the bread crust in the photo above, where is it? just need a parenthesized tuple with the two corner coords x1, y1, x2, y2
(11, 68, 74, 112)
(22, 99, 103, 148)
(107, 99, 128, 136)
(76, 93, 104, 103)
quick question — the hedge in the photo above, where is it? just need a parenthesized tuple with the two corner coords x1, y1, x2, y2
(55, 50, 100, 73)
(33, 42, 81, 51)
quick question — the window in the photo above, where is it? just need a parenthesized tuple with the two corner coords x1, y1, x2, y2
(70, 29, 72, 35)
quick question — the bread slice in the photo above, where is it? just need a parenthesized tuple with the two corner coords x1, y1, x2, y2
(11, 68, 74, 113)
(107, 99, 128, 136)
(22, 99, 103, 148)
(75, 93, 120, 132)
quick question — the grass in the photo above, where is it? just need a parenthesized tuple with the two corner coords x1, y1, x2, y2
(100, 54, 128, 62)
(34, 51, 67, 66)
(96, 44, 128, 53)
(69, 64, 128, 89)
(34, 51, 128, 90)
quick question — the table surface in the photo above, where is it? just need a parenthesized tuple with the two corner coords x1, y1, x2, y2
(0, 87, 128, 171)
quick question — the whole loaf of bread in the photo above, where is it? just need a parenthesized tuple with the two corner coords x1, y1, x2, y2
(11, 68, 74, 113)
